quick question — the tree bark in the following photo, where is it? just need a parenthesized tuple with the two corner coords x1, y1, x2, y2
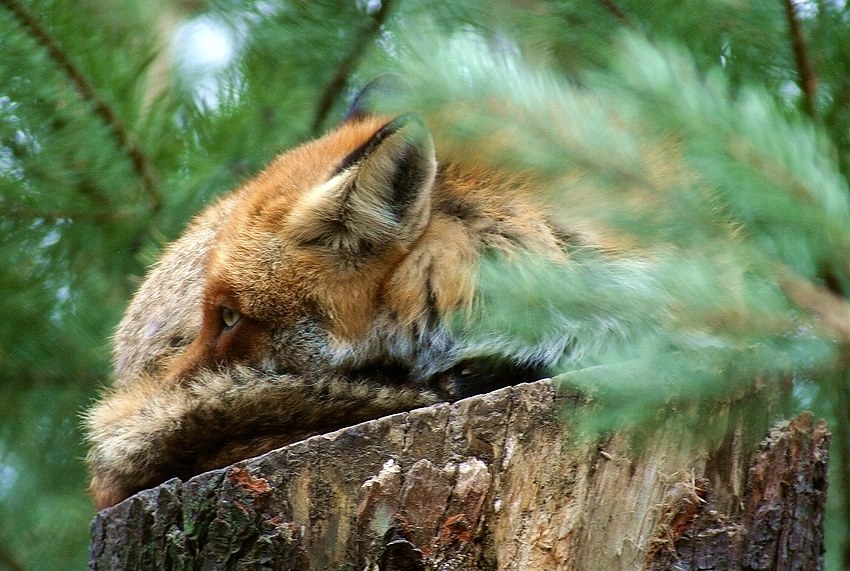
(89, 379, 829, 570)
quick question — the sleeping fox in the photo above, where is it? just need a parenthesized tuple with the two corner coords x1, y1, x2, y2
(86, 107, 591, 510)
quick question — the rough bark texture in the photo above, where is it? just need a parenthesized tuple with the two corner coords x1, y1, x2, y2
(89, 379, 829, 570)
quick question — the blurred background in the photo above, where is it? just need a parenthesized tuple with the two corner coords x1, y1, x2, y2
(1, 0, 848, 568)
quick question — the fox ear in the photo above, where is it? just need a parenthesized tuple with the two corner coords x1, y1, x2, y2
(291, 114, 436, 261)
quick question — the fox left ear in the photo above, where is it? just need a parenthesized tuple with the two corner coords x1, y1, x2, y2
(291, 114, 436, 261)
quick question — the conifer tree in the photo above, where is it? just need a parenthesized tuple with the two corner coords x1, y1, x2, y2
(1, 0, 848, 568)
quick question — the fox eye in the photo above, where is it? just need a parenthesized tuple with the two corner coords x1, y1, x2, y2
(220, 307, 241, 329)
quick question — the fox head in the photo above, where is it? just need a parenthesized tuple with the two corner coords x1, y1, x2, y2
(167, 114, 444, 384)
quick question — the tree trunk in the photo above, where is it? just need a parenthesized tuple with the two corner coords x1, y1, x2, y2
(89, 379, 829, 570)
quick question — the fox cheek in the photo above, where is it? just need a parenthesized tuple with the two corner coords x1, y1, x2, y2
(212, 318, 270, 366)
(165, 333, 215, 383)
(164, 317, 257, 381)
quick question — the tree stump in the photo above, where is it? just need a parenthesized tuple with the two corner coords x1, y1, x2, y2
(89, 378, 829, 570)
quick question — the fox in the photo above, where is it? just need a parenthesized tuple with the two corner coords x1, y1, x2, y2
(86, 97, 598, 510)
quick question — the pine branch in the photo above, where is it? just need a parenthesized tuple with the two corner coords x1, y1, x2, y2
(598, 0, 637, 29)
(782, 0, 818, 117)
(1, 0, 162, 213)
(309, 0, 394, 135)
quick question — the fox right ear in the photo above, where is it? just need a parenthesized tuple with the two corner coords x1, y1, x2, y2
(289, 114, 436, 263)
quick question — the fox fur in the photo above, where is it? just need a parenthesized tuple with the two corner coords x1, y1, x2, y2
(86, 110, 586, 510)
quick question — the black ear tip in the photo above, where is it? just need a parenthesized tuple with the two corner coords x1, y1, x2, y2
(333, 112, 431, 176)
(345, 74, 410, 120)
(385, 113, 431, 146)
(384, 112, 424, 132)
(374, 113, 432, 158)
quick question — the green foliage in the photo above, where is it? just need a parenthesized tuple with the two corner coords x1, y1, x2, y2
(1, 0, 848, 568)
